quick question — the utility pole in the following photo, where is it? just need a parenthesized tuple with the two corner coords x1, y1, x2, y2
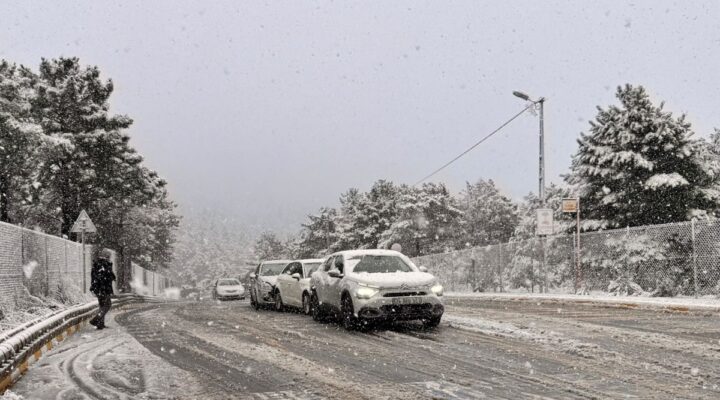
(514, 91, 548, 293)
(538, 98, 546, 207)
(81, 228, 86, 292)
(538, 98, 547, 293)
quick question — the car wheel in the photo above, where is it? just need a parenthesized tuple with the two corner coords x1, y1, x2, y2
(274, 291, 285, 312)
(423, 315, 442, 329)
(341, 294, 360, 331)
(251, 289, 259, 310)
(311, 293, 325, 322)
(302, 293, 311, 316)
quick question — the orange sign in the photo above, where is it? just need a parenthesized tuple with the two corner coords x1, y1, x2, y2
(562, 198, 578, 213)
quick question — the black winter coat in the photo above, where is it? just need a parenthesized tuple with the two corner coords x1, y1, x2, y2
(90, 259, 116, 296)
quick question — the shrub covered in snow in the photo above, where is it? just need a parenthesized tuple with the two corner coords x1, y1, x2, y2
(608, 274, 645, 296)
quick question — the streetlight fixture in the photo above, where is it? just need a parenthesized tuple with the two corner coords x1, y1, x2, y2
(514, 90, 547, 293)
(512, 91, 530, 101)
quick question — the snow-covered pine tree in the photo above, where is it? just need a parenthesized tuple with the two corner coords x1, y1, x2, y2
(379, 183, 463, 256)
(336, 180, 400, 249)
(254, 232, 289, 260)
(293, 207, 338, 258)
(692, 128, 720, 217)
(333, 188, 364, 251)
(31, 57, 133, 235)
(0, 61, 42, 222)
(459, 179, 518, 246)
(566, 84, 714, 229)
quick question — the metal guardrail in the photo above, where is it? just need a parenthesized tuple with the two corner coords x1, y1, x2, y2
(0, 294, 164, 393)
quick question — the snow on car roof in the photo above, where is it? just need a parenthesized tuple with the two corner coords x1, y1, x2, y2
(297, 258, 323, 264)
(334, 249, 404, 258)
(261, 259, 292, 265)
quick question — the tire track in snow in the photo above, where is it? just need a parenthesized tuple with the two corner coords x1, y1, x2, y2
(9, 306, 207, 400)
(172, 302, 598, 398)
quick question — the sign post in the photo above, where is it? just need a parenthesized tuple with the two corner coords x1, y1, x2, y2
(70, 210, 97, 293)
(562, 198, 581, 293)
(536, 209, 553, 293)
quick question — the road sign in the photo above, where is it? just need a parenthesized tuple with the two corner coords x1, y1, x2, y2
(70, 209, 97, 233)
(562, 198, 579, 213)
(536, 208, 554, 236)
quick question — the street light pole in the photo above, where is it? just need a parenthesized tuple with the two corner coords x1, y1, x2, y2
(514, 91, 547, 293)
(538, 98, 546, 209)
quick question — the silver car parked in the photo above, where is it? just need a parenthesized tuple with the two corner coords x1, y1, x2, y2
(249, 259, 291, 309)
(310, 249, 444, 330)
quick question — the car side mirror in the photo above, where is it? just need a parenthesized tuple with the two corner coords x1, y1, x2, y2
(291, 273, 301, 280)
(249, 273, 256, 279)
(328, 269, 343, 279)
(418, 266, 428, 273)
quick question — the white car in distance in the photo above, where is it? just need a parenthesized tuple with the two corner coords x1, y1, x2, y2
(212, 278, 246, 300)
(274, 258, 323, 314)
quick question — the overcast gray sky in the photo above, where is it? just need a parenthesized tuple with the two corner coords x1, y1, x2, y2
(2, 1, 720, 230)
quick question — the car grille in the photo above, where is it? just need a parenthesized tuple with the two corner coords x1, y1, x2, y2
(383, 291, 427, 297)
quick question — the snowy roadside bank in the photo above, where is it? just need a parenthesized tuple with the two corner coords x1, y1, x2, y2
(0, 293, 177, 396)
(2, 309, 207, 400)
(446, 292, 720, 312)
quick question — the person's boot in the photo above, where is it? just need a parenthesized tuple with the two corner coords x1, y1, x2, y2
(89, 317, 98, 327)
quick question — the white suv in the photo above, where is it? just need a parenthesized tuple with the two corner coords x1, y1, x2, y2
(309, 249, 444, 330)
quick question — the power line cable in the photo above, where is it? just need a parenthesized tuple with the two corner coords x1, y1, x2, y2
(413, 102, 536, 186)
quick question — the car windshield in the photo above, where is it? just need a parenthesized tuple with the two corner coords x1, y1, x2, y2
(348, 255, 414, 274)
(260, 263, 286, 276)
(302, 262, 321, 277)
(218, 279, 240, 286)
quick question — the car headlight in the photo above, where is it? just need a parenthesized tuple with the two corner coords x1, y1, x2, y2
(431, 284, 444, 297)
(356, 286, 378, 299)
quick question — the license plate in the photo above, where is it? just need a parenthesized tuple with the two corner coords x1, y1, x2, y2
(391, 297, 423, 305)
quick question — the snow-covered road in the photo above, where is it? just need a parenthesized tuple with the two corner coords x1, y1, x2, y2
(5, 297, 720, 399)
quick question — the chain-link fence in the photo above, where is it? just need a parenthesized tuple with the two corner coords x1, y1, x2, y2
(0, 221, 90, 308)
(0, 221, 172, 311)
(413, 219, 720, 297)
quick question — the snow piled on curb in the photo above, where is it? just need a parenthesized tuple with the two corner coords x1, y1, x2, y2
(446, 292, 720, 311)
(0, 390, 24, 399)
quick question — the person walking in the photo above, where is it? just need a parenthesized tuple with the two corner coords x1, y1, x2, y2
(89, 249, 116, 330)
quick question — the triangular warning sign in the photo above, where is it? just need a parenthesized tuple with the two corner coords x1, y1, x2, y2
(70, 209, 97, 233)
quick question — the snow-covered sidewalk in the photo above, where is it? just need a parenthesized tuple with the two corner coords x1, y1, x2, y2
(447, 291, 720, 312)
(1, 306, 206, 400)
